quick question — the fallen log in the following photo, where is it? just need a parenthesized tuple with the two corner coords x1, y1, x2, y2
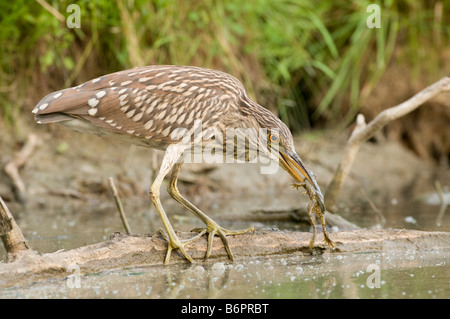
(1, 228, 449, 289)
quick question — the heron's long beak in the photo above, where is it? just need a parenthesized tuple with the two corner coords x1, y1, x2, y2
(279, 150, 325, 211)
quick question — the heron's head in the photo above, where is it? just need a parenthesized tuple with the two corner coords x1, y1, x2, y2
(262, 123, 325, 212)
(230, 94, 325, 210)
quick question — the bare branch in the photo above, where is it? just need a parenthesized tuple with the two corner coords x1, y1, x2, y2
(4, 133, 40, 203)
(325, 77, 450, 211)
(108, 177, 133, 235)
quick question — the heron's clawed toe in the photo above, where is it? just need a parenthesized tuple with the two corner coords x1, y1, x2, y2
(158, 228, 206, 264)
(192, 223, 254, 261)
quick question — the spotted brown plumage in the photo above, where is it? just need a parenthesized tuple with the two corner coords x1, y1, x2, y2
(34, 66, 291, 148)
(33, 65, 334, 264)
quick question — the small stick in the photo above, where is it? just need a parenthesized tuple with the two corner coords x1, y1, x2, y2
(4, 133, 40, 203)
(108, 177, 132, 235)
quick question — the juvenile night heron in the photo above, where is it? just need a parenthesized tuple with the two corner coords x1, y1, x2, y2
(32, 65, 334, 264)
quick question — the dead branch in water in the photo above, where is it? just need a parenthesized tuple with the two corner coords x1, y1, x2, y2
(325, 77, 450, 211)
(108, 177, 133, 235)
(4, 133, 40, 203)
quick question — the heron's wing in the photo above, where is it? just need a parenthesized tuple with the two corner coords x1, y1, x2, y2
(33, 66, 242, 143)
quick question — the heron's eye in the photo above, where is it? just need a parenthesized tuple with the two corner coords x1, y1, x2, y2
(269, 134, 279, 144)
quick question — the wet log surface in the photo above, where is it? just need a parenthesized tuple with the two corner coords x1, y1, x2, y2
(1, 228, 449, 289)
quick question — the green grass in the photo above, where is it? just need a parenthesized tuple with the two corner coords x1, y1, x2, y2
(0, 0, 449, 129)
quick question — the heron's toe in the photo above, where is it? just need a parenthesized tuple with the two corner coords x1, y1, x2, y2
(158, 228, 206, 264)
(192, 224, 254, 261)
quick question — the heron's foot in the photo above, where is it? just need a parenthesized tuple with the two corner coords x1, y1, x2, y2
(158, 228, 206, 264)
(191, 222, 255, 261)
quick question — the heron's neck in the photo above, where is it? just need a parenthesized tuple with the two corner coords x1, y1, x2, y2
(238, 93, 282, 132)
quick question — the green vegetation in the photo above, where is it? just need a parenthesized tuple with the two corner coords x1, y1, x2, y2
(0, 0, 448, 129)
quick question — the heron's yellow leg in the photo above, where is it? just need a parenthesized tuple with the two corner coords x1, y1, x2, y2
(167, 162, 254, 261)
(150, 145, 204, 264)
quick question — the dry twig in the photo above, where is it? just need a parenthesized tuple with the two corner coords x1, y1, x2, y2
(4, 133, 40, 203)
(108, 177, 133, 235)
(325, 77, 450, 211)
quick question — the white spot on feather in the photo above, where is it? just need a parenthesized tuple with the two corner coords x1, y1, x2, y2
(53, 92, 62, 99)
(126, 109, 136, 118)
(132, 112, 144, 122)
(161, 126, 171, 137)
(176, 113, 186, 124)
(144, 120, 153, 130)
(88, 108, 98, 116)
(155, 110, 166, 120)
(96, 91, 106, 99)
(88, 98, 99, 107)
(39, 103, 49, 111)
